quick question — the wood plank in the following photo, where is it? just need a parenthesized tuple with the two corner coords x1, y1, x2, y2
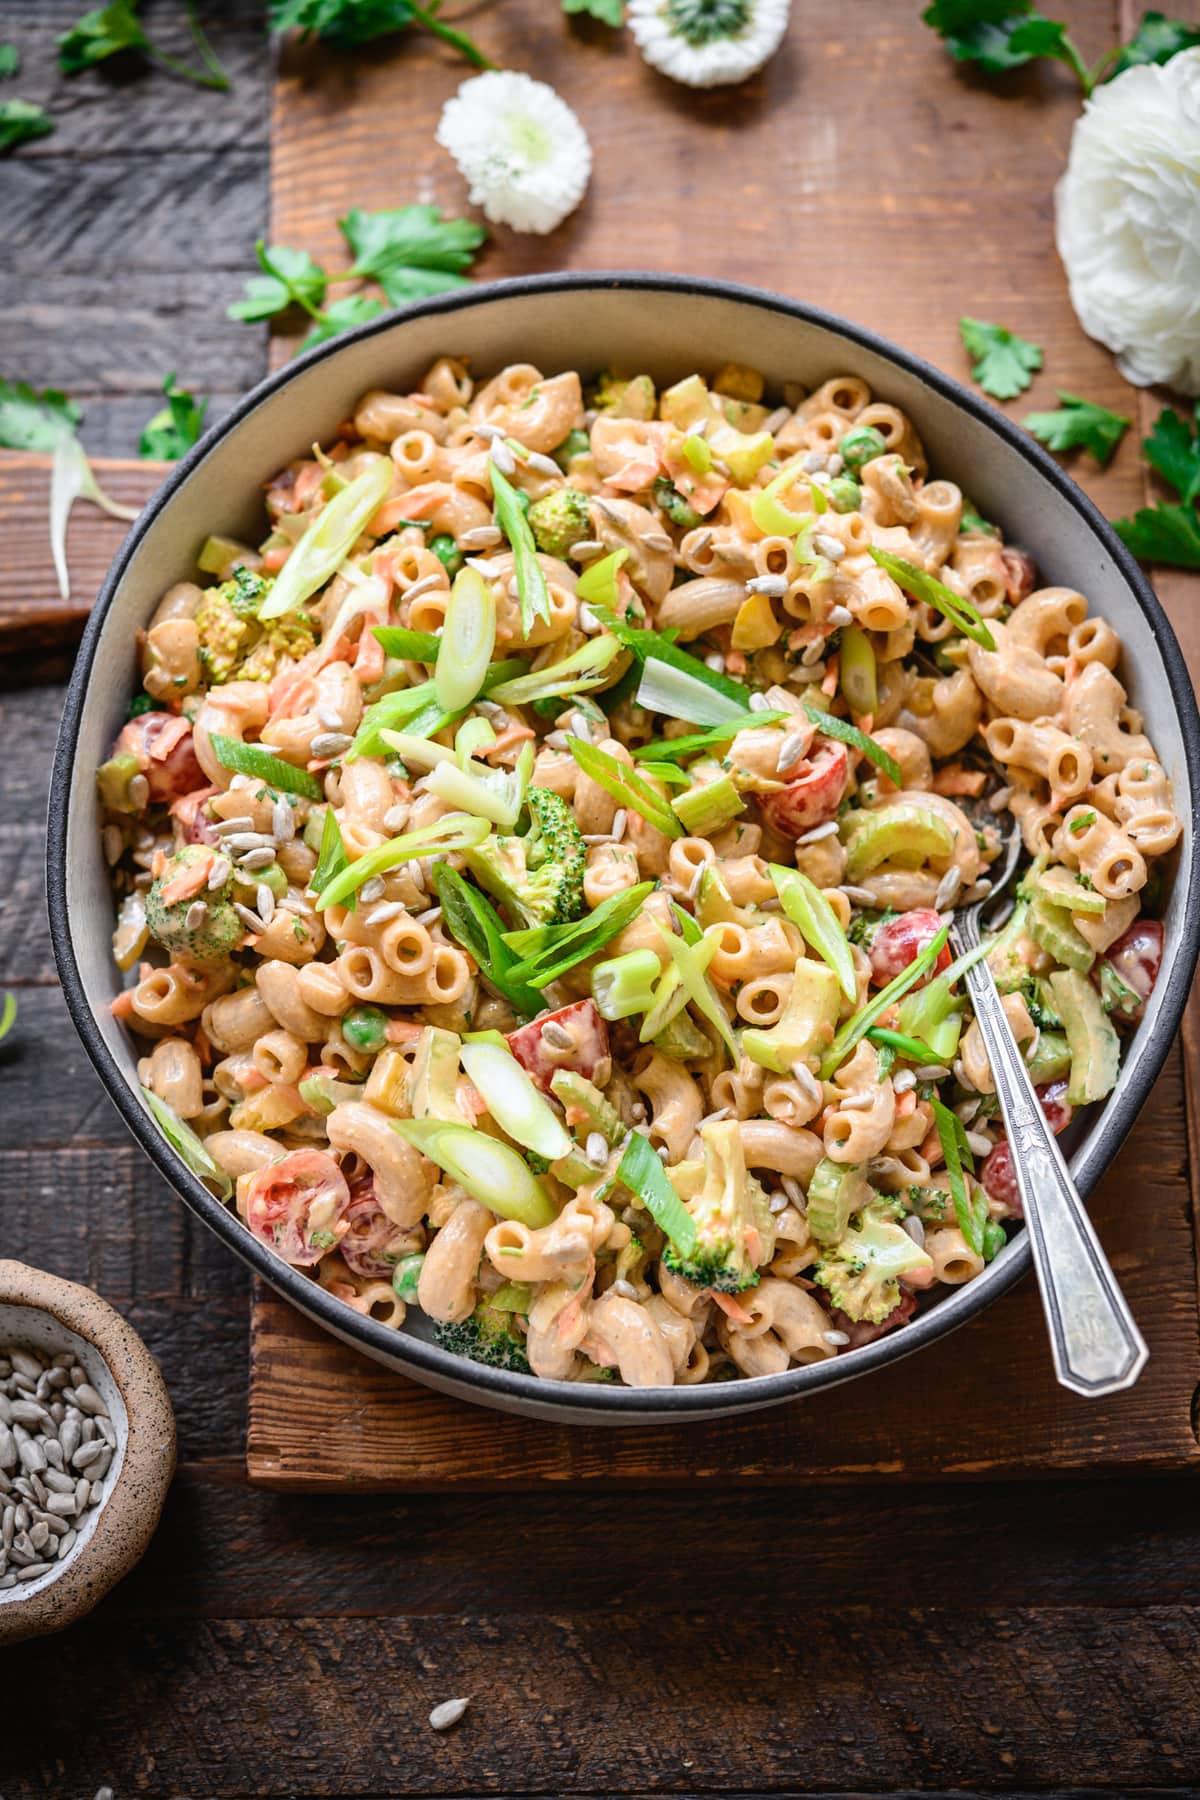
(247, 1045, 1200, 1489)
(4, 1606, 1199, 1796)
(0, 452, 163, 648)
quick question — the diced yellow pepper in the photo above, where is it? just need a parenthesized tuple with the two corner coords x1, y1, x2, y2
(713, 362, 765, 405)
(730, 592, 783, 651)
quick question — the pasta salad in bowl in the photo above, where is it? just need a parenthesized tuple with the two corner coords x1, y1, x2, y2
(51, 276, 1200, 1420)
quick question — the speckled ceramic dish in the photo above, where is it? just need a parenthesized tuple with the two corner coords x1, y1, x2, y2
(47, 273, 1200, 1424)
(0, 1262, 175, 1644)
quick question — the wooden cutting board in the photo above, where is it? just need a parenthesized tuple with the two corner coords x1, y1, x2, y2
(243, 0, 1200, 1487)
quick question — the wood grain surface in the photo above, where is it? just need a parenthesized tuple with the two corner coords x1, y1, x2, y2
(4, 0, 1200, 1794)
(254, 0, 1200, 1492)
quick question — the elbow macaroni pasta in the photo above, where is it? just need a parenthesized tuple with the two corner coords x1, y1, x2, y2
(98, 358, 1178, 1389)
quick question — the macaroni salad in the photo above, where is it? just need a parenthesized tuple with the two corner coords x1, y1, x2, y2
(97, 358, 1177, 1387)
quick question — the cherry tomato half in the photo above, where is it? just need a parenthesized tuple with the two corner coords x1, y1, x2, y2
(869, 908, 953, 987)
(757, 741, 849, 838)
(507, 999, 610, 1096)
(244, 1150, 351, 1267)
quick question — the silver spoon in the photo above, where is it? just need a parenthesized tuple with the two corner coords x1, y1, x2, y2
(948, 813, 1149, 1398)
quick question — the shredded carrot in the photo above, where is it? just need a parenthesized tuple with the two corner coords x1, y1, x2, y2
(725, 650, 748, 675)
(292, 462, 326, 510)
(711, 1290, 755, 1326)
(109, 990, 137, 1019)
(932, 767, 986, 797)
(385, 1019, 425, 1044)
(372, 482, 452, 534)
(821, 654, 839, 697)
(146, 716, 190, 762)
(353, 620, 386, 686)
(158, 852, 213, 907)
(150, 847, 166, 880)
(894, 1088, 917, 1119)
(479, 724, 536, 759)
(262, 544, 290, 575)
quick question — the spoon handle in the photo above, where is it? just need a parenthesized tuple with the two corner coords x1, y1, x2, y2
(958, 950, 1149, 1398)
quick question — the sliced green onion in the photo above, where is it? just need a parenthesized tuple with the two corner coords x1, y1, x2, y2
(378, 730, 456, 770)
(460, 1042, 572, 1162)
(634, 760, 692, 789)
(592, 947, 662, 1022)
(803, 703, 902, 787)
(426, 739, 534, 828)
(207, 732, 324, 801)
(595, 610, 753, 707)
(769, 864, 856, 1005)
(315, 813, 490, 911)
(298, 1073, 365, 1115)
(895, 936, 991, 1063)
(575, 548, 628, 608)
(432, 865, 540, 1017)
(373, 625, 441, 662)
(819, 922, 950, 1079)
(487, 637, 621, 707)
(393, 1118, 554, 1228)
(866, 1026, 944, 1064)
(455, 716, 496, 763)
(636, 657, 753, 729)
(633, 716, 783, 765)
(638, 954, 689, 1044)
(141, 1088, 231, 1201)
(750, 459, 813, 537)
(672, 775, 745, 836)
(931, 1095, 985, 1256)
(490, 459, 550, 639)
(656, 917, 737, 1062)
(567, 738, 683, 839)
(259, 455, 392, 620)
(309, 807, 348, 904)
(839, 623, 877, 717)
(436, 565, 496, 714)
(617, 1132, 697, 1257)
(348, 680, 438, 760)
(868, 547, 997, 651)
(682, 433, 712, 474)
(504, 881, 656, 986)
(809, 479, 828, 515)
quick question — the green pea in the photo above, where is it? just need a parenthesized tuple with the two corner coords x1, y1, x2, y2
(825, 475, 862, 514)
(342, 1003, 390, 1054)
(553, 427, 591, 469)
(838, 425, 887, 473)
(430, 533, 463, 577)
(393, 1252, 425, 1301)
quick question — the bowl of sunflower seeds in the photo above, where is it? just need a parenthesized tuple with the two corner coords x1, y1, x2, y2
(0, 1260, 175, 1644)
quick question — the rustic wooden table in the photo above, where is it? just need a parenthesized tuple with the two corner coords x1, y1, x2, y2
(3, 3, 1200, 1795)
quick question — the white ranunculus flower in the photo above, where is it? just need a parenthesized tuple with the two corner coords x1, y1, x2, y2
(1055, 49, 1200, 395)
(436, 71, 591, 236)
(628, 0, 789, 89)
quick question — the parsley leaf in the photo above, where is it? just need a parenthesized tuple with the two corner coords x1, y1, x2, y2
(138, 373, 207, 460)
(0, 44, 20, 77)
(340, 204, 486, 305)
(0, 379, 81, 450)
(268, 0, 492, 66)
(923, 1, 1069, 73)
(564, 0, 625, 22)
(959, 316, 1043, 400)
(0, 98, 54, 152)
(298, 293, 386, 351)
(1107, 10, 1200, 77)
(1112, 404, 1200, 570)
(1023, 392, 1130, 466)
(227, 240, 327, 324)
(58, 0, 230, 89)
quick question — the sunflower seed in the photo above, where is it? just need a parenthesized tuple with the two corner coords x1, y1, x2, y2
(838, 1089, 875, 1111)
(797, 820, 838, 844)
(688, 528, 714, 556)
(642, 532, 675, 553)
(747, 574, 787, 598)
(10, 1351, 42, 1380)
(507, 577, 521, 600)
(221, 831, 273, 852)
(43, 1493, 77, 1516)
(9, 1400, 48, 1429)
(586, 1133, 609, 1166)
(823, 1328, 851, 1347)
(893, 1068, 917, 1094)
(541, 1022, 575, 1050)
(402, 572, 444, 605)
(459, 525, 503, 551)
(489, 440, 517, 476)
(127, 773, 150, 809)
(405, 861, 427, 893)
(234, 902, 266, 934)
(18, 1561, 53, 1581)
(465, 555, 502, 579)
(57, 1528, 78, 1560)
(840, 884, 877, 905)
(704, 652, 726, 673)
(776, 730, 809, 771)
(915, 1064, 951, 1082)
(965, 1130, 994, 1158)
(311, 731, 352, 759)
(828, 604, 854, 627)
(801, 637, 827, 666)
(358, 876, 387, 905)
(935, 866, 963, 910)
(102, 824, 124, 865)
(272, 797, 296, 841)
(366, 901, 407, 927)
(768, 1190, 789, 1214)
(577, 603, 602, 634)
(42, 1467, 75, 1495)
(207, 855, 233, 890)
(525, 450, 563, 477)
(255, 884, 276, 925)
(429, 1696, 471, 1731)
(781, 1175, 805, 1208)
(800, 451, 826, 474)
(813, 533, 845, 562)
(184, 900, 208, 931)
(748, 692, 772, 712)
(572, 540, 604, 559)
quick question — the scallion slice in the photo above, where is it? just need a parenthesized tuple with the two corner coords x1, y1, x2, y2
(656, 916, 737, 1062)
(575, 548, 628, 608)
(631, 714, 788, 764)
(769, 864, 856, 1004)
(592, 947, 662, 1022)
(425, 739, 534, 828)
(141, 1088, 232, 1201)
(567, 738, 683, 839)
(635, 657, 752, 728)
(866, 1026, 944, 1064)
(617, 1131, 697, 1258)
(595, 609, 753, 705)
(490, 459, 551, 638)
(486, 637, 621, 707)
(315, 813, 491, 911)
(460, 1042, 572, 1162)
(208, 732, 324, 800)
(803, 703, 902, 786)
(393, 1118, 555, 1228)
(931, 1095, 986, 1257)
(839, 623, 877, 717)
(373, 625, 441, 662)
(436, 565, 496, 714)
(504, 881, 656, 986)
(749, 459, 813, 537)
(259, 455, 393, 620)
(310, 806, 352, 908)
(868, 547, 997, 651)
(819, 921, 950, 1079)
(433, 864, 540, 1018)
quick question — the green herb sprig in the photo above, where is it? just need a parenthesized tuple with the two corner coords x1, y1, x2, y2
(59, 0, 231, 91)
(1113, 403, 1200, 571)
(959, 317, 1043, 401)
(924, 3, 1199, 96)
(268, 0, 494, 65)
(138, 373, 207, 461)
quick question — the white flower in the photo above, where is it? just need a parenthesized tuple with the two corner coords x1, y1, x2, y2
(1055, 49, 1200, 395)
(436, 71, 591, 236)
(628, 0, 789, 88)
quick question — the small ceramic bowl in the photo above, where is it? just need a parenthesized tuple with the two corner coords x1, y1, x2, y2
(0, 1261, 175, 1645)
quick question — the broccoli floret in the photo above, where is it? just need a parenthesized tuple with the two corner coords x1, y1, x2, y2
(652, 476, 703, 530)
(1020, 973, 1062, 1031)
(986, 897, 1034, 994)
(812, 1199, 933, 1324)
(468, 785, 586, 928)
(663, 1120, 761, 1294)
(434, 1299, 530, 1374)
(528, 487, 591, 560)
(145, 844, 244, 964)
(195, 567, 313, 683)
(588, 371, 656, 418)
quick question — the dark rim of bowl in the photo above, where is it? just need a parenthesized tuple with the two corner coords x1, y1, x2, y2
(47, 270, 1200, 1417)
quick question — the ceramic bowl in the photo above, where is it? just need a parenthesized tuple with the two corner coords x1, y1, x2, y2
(0, 1261, 175, 1644)
(47, 273, 1200, 1424)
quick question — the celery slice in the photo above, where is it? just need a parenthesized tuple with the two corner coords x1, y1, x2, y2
(838, 624, 877, 717)
(672, 775, 745, 836)
(749, 458, 813, 537)
(259, 456, 392, 620)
